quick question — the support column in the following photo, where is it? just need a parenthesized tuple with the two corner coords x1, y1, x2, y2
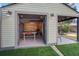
(77, 17, 79, 41)
(0, 8, 2, 48)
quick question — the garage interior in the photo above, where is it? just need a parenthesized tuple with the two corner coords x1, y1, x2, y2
(18, 14, 46, 47)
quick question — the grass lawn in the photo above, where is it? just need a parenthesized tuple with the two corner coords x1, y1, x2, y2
(56, 43, 79, 56)
(0, 46, 58, 56)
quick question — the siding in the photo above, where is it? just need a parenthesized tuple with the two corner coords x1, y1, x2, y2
(47, 14, 57, 44)
(1, 3, 78, 48)
(1, 11, 15, 47)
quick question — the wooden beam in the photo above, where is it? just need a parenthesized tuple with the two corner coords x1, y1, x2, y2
(58, 17, 76, 22)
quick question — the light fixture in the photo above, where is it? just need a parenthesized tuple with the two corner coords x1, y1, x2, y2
(40, 16, 43, 19)
(2, 10, 12, 16)
(50, 14, 54, 16)
(20, 15, 23, 18)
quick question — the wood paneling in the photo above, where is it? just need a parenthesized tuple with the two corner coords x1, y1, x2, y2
(24, 22, 43, 31)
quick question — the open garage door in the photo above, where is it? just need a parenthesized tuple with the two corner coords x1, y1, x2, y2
(17, 14, 47, 47)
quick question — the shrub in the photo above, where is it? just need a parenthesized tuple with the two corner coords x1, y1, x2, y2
(62, 24, 69, 33)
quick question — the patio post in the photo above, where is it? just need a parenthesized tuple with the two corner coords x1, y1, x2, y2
(0, 8, 2, 47)
(77, 17, 79, 41)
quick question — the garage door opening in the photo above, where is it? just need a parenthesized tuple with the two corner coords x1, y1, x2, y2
(17, 14, 47, 47)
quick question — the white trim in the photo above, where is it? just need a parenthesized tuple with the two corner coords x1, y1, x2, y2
(15, 11, 19, 48)
(15, 11, 48, 15)
(0, 9, 2, 48)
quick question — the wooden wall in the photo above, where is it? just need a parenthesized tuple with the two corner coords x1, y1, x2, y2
(24, 22, 43, 32)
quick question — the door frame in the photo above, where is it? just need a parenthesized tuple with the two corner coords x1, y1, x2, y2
(15, 11, 48, 48)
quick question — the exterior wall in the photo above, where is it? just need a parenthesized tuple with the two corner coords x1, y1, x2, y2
(1, 11, 16, 48)
(1, 3, 78, 48)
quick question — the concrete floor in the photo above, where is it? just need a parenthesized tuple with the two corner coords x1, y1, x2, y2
(18, 36, 77, 48)
(56, 37, 77, 45)
(18, 38, 45, 48)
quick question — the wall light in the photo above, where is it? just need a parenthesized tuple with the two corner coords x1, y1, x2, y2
(2, 10, 12, 16)
(50, 14, 54, 16)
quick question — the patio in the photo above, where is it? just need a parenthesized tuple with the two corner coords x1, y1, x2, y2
(56, 37, 77, 45)
(57, 16, 78, 45)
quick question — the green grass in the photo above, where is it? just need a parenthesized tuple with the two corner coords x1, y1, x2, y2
(0, 46, 58, 56)
(56, 43, 79, 56)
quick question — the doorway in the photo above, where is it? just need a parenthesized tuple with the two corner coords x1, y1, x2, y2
(17, 14, 46, 47)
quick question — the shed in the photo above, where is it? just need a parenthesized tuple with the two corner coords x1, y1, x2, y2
(0, 3, 79, 49)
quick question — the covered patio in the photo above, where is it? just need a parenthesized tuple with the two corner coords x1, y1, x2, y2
(57, 37, 77, 45)
(56, 15, 79, 45)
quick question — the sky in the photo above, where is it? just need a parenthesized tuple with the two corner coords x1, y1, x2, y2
(0, 3, 79, 12)
(75, 3, 79, 11)
(0, 3, 10, 7)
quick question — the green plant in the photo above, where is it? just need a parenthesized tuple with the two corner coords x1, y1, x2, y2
(62, 24, 69, 33)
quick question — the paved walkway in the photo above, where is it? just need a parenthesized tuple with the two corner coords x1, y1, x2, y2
(50, 45, 64, 56)
(56, 37, 77, 45)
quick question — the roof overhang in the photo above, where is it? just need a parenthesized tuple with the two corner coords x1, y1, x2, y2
(62, 3, 79, 13)
(1, 3, 79, 13)
(1, 3, 79, 22)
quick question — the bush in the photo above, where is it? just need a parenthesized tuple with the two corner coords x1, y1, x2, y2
(62, 24, 69, 33)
